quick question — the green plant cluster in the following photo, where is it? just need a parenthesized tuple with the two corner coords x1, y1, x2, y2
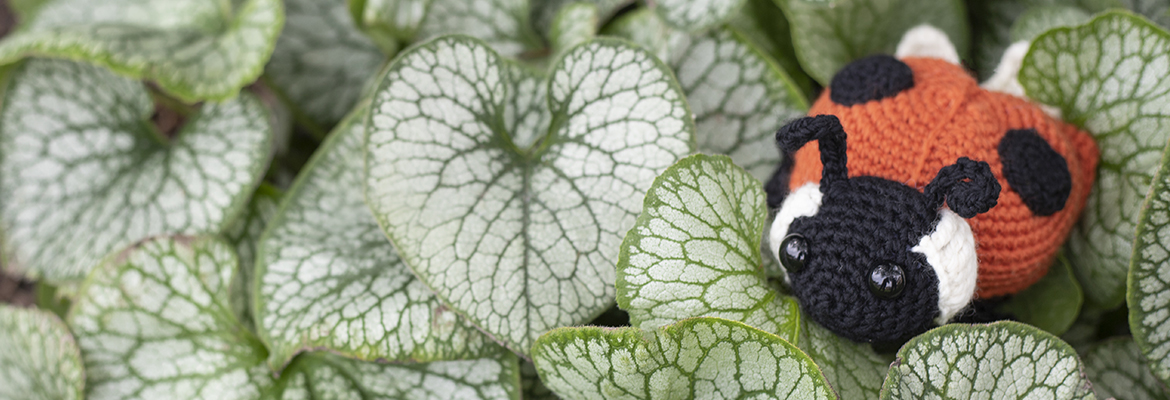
(0, 0, 1168, 399)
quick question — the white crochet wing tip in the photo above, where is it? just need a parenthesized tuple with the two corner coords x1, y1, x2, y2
(912, 209, 979, 325)
(895, 24, 960, 64)
(982, 40, 1062, 119)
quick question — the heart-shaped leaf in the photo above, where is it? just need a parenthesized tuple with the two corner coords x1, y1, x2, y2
(652, 0, 746, 33)
(364, 36, 694, 356)
(998, 253, 1083, 336)
(604, 10, 810, 183)
(1128, 129, 1170, 389)
(1021, 11, 1170, 308)
(265, 0, 387, 132)
(264, 350, 521, 400)
(798, 318, 892, 400)
(68, 236, 272, 400)
(255, 103, 496, 369)
(617, 155, 800, 341)
(1083, 338, 1169, 400)
(531, 317, 837, 400)
(880, 322, 1094, 399)
(0, 59, 272, 284)
(226, 184, 281, 332)
(0, 0, 283, 102)
(777, 0, 970, 85)
(0, 305, 84, 400)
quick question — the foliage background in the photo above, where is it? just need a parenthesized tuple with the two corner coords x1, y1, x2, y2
(0, 0, 1168, 399)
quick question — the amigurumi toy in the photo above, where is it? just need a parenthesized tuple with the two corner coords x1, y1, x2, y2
(765, 26, 1099, 344)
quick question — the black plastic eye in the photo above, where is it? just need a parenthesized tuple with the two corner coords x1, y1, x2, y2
(779, 234, 808, 273)
(868, 262, 905, 299)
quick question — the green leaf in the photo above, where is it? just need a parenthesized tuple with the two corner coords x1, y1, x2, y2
(616, 155, 801, 341)
(880, 322, 1094, 399)
(601, 8, 677, 61)
(416, 0, 545, 58)
(522, 361, 560, 400)
(1020, 11, 1170, 308)
(1115, 0, 1170, 28)
(225, 183, 281, 332)
(603, 10, 809, 182)
(264, 350, 522, 400)
(777, 0, 970, 85)
(1083, 338, 1170, 400)
(0, 305, 83, 400)
(68, 236, 273, 400)
(364, 36, 695, 356)
(728, 0, 816, 99)
(549, 2, 600, 56)
(532, 0, 633, 38)
(998, 254, 1083, 336)
(0, 59, 272, 284)
(653, 0, 746, 33)
(354, 0, 433, 42)
(255, 104, 496, 369)
(1009, 5, 1092, 42)
(265, 0, 387, 131)
(967, 0, 1079, 79)
(0, 0, 284, 102)
(531, 317, 837, 400)
(798, 318, 892, 400)
(670, 29, 808, 183)
(1129, 127, 1170, 389)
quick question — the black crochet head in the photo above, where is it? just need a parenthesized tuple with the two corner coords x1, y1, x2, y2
(770, 115, 1000, 344)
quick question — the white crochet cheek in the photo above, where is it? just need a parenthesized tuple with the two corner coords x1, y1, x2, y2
(894, 24, 961, 65)
(768, 183, 822, 282)
(912, 209, 979, 325)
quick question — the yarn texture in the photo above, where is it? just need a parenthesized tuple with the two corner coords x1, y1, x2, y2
(787, 57, 1099, 297)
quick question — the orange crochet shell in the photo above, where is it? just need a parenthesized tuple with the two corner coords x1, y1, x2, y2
(787, 57, 1098, 298)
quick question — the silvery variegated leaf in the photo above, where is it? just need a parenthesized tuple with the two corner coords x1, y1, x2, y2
(255, 103, 497, 369)
(0, 305, 84, 400)
(531, 317, 837, 400)
(364, 35, 695, 355)
(68, 236, 273, 400)
(0, 0, 283, 101)
(0, 59, 272, 284)
(605, 9, 809, 183)
(880, 322, 1094, 399)
(653, 0, 747, 33)
(616, 155, 800, 341)
(798, 318, 892, 400)
(1020, 11, 1170, 308)
(266, 0, 386, 131)
(1083, 338, 1169, 400)
(1128, 120, 1170, 389)
(263, 350, 522, 400)
(549, 2, 600, 56)
(225, 184, 281, 332)
(420, 0, 545, 58)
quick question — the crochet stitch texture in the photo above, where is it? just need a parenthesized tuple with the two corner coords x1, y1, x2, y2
(787, 57, 1099, 297)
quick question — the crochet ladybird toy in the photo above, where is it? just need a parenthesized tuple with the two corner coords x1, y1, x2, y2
(766, 27, 1099, 343)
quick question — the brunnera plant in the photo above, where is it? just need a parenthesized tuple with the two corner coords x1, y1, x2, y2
(0, 1, 1168, 399)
